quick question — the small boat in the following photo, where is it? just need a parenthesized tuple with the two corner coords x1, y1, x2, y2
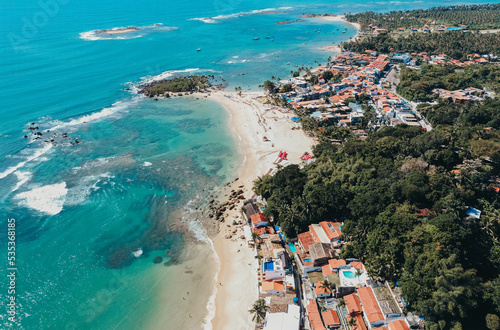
(197, 48, 201, 51)
(266, 36, 270, 39)
(253, 37, 260, 40)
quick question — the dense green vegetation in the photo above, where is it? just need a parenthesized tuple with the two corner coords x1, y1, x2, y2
(341, 32, 500, 59)
(139, 75, 211, 96)
(254, 124, 500, 329)
(397, 63, 500, 101)
(419, 98, 500, 130)
(345, 4, 500, 31)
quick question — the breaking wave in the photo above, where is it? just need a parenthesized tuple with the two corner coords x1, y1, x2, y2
(189, 7, 288, 24)
(79, 23, 177, 40)
(15, 182, 68, 215)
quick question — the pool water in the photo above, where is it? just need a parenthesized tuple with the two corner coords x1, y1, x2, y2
(288, 243, 297, 253)
(343, 270, 357, 279)
(264, 261, 274, 271)
(303, 258, 312, 263)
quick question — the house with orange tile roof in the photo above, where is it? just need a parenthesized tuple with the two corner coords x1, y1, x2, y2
(320, 221, 342, 241)
(307, 299, 327, 330)
(322, 264, 334, 277)
(251, 213, 270, 228)
(328, 259, 346, 271)
(314, 281, 332, 298)
(298, 231, 315, 253)
(350, 261, 365, 271)
(322, 310, 341, 329)
(357, 287, 385, 328)
(347, 314, 368, 330)
(253, 226, 275, 238)
(345, 293, 363, 315)
(262, 280, 285, 295)
(388, 320, 410, 330)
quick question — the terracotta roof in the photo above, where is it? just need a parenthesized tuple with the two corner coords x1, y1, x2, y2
(345, 293, 362, 315)
(350, 261, 365, 270)
(322, 264, 334, 276)
(322, 310, 341, 327)
(416, 208, 434, 217)
(314, 281, 331, 296)
(253, 227, 274, 236)
(262, 280, 284, 293)
(328, 259, 346, 269)
(347, 314, 367, 330)
(357, 286, 384, 324)
(389, 320, 410, 330)
(251, 213, 269, 226)
(319, 221, 342, 240)
(307, 299, 326, 330)
(298, 231, 316, 252)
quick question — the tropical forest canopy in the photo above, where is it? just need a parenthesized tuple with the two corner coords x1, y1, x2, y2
(345, 4, 500, 31)
(254, 123, 500, 329)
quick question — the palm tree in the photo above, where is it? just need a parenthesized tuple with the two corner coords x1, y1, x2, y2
(251, 231, 260, 242)
(355, 269, 363, 277)
(249, 299, 268, 324)
(338, 298, 346, 309)
(347, 317, 357, 327)
(319, 279, 332, 296)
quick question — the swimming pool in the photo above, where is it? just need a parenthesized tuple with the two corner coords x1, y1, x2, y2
(343, 270, 356, 279)
(303, 258, 312, 263)
(264, 262, 274, 271)
(288, 243, 297, 253)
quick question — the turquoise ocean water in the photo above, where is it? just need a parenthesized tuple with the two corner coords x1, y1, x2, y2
(0, 0, 494, 329)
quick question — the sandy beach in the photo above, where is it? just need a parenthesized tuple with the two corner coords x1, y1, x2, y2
(315, 14, 362, 31)
(205, 91, 315, 329)
(313, 15, 362, 54)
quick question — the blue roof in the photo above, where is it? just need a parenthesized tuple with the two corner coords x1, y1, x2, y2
(466, 207, 481, 219)
(310, 111, 322, 118)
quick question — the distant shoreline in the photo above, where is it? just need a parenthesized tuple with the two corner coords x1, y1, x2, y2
(304, 14, 362, 31)
(308, 15, 362, 54)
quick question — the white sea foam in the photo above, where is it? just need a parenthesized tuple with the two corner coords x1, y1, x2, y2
(0, 144, 52, 180)
(15, 182, 68, 215)
(49, 99, 138, 132)
(139, 68, 200, 85)
(12, 171, 32, 192)
(189, 7, 286, 24)
(64, 173, 113, 206)
(79, 23, 177, 41)
(188, 219, 220, 330)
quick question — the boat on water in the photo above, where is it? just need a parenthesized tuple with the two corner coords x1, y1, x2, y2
(197, 48, 201, 51)
(253, 37, 260, 40)
(266, 36, 270, 39)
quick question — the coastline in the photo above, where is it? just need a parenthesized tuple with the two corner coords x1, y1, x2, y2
(314, 15, 362, 54)
(203, 91, 315, 329)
